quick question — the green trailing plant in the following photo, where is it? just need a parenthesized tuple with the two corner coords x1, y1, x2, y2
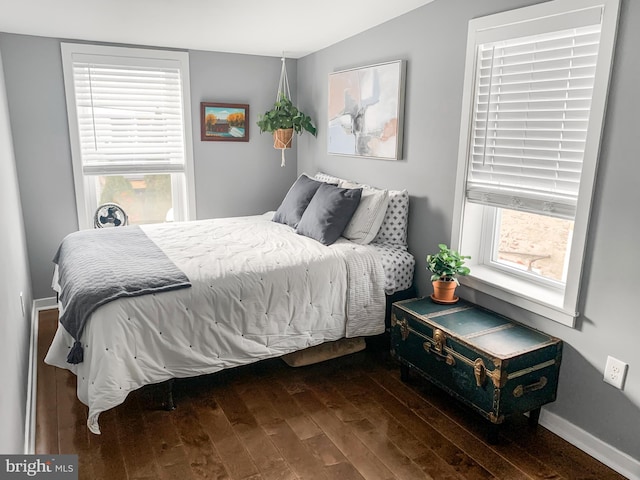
(256, 94, 317, 136)
(426, 244, 471, 285)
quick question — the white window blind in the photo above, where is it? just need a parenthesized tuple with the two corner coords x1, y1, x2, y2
(466, 19, 603, 220)
(61, 44, 195, 229)
(70, 56, 187, 176)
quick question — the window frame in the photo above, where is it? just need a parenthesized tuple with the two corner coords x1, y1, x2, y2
(451, 0, 620, 327)
(484, 208, 572, 289)
(61, 43, 196, 230)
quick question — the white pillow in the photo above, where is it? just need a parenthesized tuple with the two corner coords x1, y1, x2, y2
(339, 180, 389, 244)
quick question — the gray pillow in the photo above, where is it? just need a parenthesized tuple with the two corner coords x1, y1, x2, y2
(296, 183, 362, 245)
(272, 174, 323, 228)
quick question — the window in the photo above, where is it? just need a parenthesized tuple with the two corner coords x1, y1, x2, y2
(452, 0, 620, 326)
(61, 43, 196, 229)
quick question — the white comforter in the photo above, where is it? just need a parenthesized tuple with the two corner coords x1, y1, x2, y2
(45, 213, 385, 433)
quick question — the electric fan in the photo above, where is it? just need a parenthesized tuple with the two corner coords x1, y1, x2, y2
(94, 203, 128, 228)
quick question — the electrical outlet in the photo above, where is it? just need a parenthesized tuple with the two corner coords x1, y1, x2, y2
(603, 356, 628, 389)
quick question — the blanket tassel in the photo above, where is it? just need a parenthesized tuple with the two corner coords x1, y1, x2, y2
(67, 340, 84, 364)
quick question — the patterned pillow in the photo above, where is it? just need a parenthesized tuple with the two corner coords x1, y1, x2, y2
(369, 243, 415, 294)
(372, 189, 409, 247)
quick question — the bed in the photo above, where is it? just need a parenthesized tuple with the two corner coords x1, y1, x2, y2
(45, 173, 415, 434)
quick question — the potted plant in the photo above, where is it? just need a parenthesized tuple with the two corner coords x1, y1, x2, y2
(256, 93, 317, 149)
(426, 244, 471, 303)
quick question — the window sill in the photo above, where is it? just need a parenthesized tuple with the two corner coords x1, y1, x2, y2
(459, 264, 577, 327)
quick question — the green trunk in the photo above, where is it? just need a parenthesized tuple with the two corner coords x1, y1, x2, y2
(391, 297, 562, 424)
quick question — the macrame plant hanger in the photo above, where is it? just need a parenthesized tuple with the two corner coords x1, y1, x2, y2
(275, 55, 292, 167)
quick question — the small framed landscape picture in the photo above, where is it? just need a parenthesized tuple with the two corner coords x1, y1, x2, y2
(201, 102, 249, 142)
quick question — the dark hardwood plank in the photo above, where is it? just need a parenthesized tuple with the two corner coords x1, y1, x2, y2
(305, 375, 429, 480)
(276, 376, 397, 480)
(255, 376, 323, 442)
(171, 401, 230, 479)
(55, 364, 96, 479)
(284, 414, 324, 442)
(256, 376, 362, 478)
(367, 366, 533, 480)
(191, 385, 260, 480)
(35, 311, 60, 455)
(84, 409, 129, 480)
(323, 374, 469, 480)
(323, 461, 367, 480)
(213, 384, 296, 480)
(349, 367, 498, 480)
(235, 380, 333, 479)
(35, 310, 628, 480)
(371, 358, 623, 480)
(140, 406, 195, 480)
(303, 433, 351, 467)
(500, 414, 628, 480)
(263, 419, 332, 480)
(115, 395, 164, 480)
(308, 373, 460, 480)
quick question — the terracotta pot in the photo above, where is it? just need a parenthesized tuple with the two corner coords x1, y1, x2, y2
(273, 128, 294, 149)
(432, 280, 458, 302)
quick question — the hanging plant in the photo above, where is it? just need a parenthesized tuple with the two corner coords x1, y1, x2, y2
(256, 94, 317, 137)
(256, 57, 317, 166)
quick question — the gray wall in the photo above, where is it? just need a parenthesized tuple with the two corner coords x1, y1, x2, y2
(0, 48, 33, 453)
(0, 34, 78, 301)
(0, 33, 298, 298)
(298, 0, 640, 468)
(189, 50, 298, 219)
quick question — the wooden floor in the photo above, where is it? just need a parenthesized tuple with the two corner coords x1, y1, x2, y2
(36, 309, 626, 480)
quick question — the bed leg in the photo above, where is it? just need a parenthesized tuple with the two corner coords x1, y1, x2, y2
(158, 379, 176, 411)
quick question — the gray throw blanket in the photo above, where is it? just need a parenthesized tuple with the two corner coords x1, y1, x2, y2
(54, 225, 191, 364)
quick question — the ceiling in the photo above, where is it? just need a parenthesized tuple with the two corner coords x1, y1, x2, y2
(0, 0, 434, 58)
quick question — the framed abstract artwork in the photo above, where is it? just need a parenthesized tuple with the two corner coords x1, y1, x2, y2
(328, 60, 406, 160)
(201, 102, 249, 142)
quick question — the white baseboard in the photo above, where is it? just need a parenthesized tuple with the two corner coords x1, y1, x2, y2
(23, 297, 58, 454)
(33, 296, 57, 310)
(540, 409, 640, 480)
